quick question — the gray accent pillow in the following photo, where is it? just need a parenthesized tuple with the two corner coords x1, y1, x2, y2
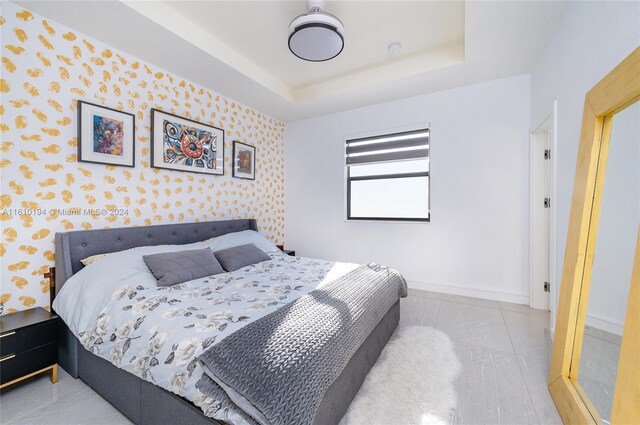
(143, 248, 224, 287)
(214, 244, 271, 272)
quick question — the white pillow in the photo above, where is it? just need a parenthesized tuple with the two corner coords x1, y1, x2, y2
(80, 253, 108, 266)
(54, 240, 213, 336)
(206, 230, 280, 253)
(78, 229, 278, 267)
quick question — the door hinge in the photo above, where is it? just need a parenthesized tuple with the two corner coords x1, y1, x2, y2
(544, 281, 550, 292)
(544, 198, 551, 208)
(544, 149, 551, 160)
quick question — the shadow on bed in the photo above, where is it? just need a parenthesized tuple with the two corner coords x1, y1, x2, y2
(195, 262, 405, 425)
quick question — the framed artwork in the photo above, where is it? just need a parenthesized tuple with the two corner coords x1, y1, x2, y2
(232, 141, 256, 180)
(150, 109, 224, 175)
(77, 100, 135, 167)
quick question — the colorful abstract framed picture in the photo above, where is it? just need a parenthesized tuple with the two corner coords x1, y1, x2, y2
(78, 100, 135, 167)
(150, 109, 224, 175)
(232, 140, 256, 180)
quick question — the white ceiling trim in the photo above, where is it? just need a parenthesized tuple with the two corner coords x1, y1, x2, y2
(293, 42, 464, 103)
(121, 0, 294, 102)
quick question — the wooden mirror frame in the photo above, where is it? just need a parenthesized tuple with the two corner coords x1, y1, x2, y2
(549, 46, 640, 425)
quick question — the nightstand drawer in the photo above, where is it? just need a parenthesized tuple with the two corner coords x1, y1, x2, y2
(0, 320, 58, 357)
(0, 342, 57, 384)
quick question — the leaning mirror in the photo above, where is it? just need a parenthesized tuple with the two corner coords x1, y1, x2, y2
(576, 101, 639, 422)
(548, 46, 640, 425)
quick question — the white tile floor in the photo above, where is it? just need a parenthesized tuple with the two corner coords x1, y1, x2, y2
(0, 368, 132, 425)
(400, 289, 562, 425)
(0, 289, 563, 425)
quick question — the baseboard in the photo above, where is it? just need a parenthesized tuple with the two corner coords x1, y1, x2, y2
(585, 313, 624, 337)
(407, 280, 530, 305)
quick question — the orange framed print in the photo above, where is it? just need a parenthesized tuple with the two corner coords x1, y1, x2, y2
(232, 140, 256, 180)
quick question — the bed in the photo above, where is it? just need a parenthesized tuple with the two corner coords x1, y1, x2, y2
(54, 219, 403, 425)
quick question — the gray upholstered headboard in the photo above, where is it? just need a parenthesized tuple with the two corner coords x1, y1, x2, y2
(55, 219, 258, 293)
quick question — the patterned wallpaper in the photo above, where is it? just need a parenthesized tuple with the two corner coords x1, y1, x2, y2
(0, 3, 285, 314)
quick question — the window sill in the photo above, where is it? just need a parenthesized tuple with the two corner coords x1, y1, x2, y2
(345, 218, 430, 224)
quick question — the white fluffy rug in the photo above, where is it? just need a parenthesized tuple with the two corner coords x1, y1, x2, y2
(340, 325, 462, 425)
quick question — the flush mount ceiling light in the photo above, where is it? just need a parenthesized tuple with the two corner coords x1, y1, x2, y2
(288, 0, 344, 62)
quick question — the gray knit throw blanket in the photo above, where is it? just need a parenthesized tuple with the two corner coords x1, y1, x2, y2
(196, 263, 407, 425)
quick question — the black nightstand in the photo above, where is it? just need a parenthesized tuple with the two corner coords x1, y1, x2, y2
(0, 307, 59, 389)
(276, 245, 295, 256)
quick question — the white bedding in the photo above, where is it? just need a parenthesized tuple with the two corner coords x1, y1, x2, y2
(53, 231, 358, 424)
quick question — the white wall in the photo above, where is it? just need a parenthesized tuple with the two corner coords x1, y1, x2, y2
(530, 0, 640, 329)
(285, 75, 531, 303)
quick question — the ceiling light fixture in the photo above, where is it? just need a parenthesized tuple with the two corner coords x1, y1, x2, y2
(288, 0, 344, 62)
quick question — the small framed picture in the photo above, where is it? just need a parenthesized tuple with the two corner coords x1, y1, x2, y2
(78, 100, 135, 167)
(232, 141, 256, 180)
(151, 109, 224, 175)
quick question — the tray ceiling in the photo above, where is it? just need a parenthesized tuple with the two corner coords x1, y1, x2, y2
(163, 1, 465, 90)
(14, 1, 567, 121)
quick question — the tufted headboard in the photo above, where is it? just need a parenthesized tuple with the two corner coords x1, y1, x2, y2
(54, 219, 258, 293)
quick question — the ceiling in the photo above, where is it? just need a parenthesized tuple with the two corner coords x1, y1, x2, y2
(16, 1, 567, 122)
(163, 1, 465, 90)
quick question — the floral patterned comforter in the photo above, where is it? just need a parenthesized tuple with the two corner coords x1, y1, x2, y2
(63, 253, 356, 424)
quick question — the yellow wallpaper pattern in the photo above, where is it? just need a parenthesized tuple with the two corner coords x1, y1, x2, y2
(0, 4, 285, 314)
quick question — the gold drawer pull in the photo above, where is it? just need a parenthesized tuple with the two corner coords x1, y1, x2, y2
(0, 331, 15, 338)
(0, 354, 15, 362)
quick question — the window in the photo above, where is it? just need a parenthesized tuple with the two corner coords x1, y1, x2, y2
(346, 128, 430, 221)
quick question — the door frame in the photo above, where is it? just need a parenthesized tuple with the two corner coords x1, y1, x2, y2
(530, 101, 558, 319)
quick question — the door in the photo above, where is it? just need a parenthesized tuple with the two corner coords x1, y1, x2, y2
(531, 129, 551, 310)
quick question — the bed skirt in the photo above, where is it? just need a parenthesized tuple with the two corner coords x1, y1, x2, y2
(58, 301, 400, 425)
